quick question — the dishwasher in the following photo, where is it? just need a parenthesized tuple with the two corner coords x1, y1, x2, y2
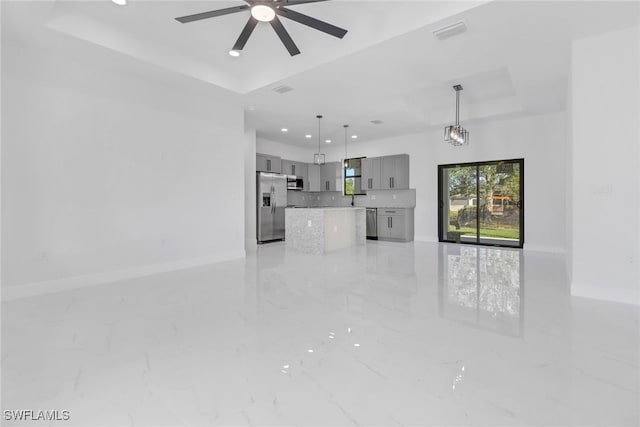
(366, 208, 377, 240)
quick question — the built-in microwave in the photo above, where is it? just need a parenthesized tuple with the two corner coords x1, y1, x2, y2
(287, 175, 303, 191)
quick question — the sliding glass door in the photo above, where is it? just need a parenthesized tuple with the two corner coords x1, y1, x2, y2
(438, 159, 524, 248)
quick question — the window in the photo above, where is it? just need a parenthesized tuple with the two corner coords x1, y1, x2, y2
(438, 159, 524, 248)
(343, 157, 366, 196)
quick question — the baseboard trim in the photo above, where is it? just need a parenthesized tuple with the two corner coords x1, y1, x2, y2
(414, 236, 437, 243)
(571, 282, 640, 306)
(523, 244, 565, 254)
(413, 237, 565, 255)
(1, 250, 246, 302)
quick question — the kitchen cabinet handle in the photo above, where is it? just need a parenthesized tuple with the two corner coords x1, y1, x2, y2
(389, 177, 392, 188)
(390, 217, 393, 228)
(267, 159, 271, 171)
(392, 177, 395, 188)
(292, 165, 295, 175)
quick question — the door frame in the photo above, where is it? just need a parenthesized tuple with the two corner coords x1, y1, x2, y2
(438, 158, 525, 248)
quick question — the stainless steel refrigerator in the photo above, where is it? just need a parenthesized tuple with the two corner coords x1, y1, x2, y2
(257, 172, 287, 243)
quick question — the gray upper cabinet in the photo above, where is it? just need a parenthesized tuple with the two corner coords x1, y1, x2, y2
(362, 157, 382, 190)
(281, 160, 307, 177)
(282, 159, 309, 189)
(380, 154, 410, 190)
(362, 154, 409, 190)
(256, 153, 282, 173)
(320, 162, 341, 192)
(307, 164, 321, 191)
(296, 163, 308, 190)
(281, 160, 294, 175)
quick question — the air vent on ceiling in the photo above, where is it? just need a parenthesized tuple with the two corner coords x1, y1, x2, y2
(273, 85, 294, 94)
(432, 20, 467, 40)
(371, 119, 384, 125)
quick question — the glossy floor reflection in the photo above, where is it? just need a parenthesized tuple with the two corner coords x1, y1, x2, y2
(2, 242, 639, 426)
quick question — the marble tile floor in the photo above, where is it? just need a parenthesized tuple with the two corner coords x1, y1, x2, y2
(1, 242, 638, 426)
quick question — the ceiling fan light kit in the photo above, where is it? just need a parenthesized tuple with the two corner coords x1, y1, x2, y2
(251, 4, 276, 22)
(175, 0, 348, 57)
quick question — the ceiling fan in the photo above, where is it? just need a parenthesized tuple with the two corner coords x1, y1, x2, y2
(175, 0, 348, 57)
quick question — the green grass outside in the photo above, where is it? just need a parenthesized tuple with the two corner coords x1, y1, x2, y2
(449, 226, 520, 240)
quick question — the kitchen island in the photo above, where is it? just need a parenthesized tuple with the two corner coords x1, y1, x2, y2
(285, 207, 366, 255)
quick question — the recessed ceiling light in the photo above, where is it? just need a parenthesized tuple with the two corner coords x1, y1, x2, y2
(228, 50, 240, 57)
(351, 135, 358, 139)
(325, 139, 332, 143)
(112, 0, 127, 5)
(305, 134, 312, 138)
(281, 128, 288, 132)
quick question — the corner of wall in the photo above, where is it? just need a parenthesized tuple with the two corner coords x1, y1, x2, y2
(245, 128, 257, 253)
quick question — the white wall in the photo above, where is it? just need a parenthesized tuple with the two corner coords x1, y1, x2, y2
(565, 66, 574, 284)
(257, 138, 314, 163)
(244, 128, 257, 253)
(1, 38, 246, 299)
(321, 112, 567, 253)
(570, 25, 639, 305)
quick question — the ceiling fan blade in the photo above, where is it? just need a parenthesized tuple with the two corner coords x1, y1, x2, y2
(275, 7, 347, 39)
(270, 15, 301, 56)
(232, 17, 258, 51)
(175, 5, 250, 23)
(276, 0, 330, 5)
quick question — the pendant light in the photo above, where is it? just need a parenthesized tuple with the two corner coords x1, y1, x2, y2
(314, 115, 325, 165)
(343, 124, 349, 168)
(444, 84, 469, 146)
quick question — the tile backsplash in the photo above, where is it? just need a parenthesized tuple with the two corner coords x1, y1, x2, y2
(287, 189, 415, 208)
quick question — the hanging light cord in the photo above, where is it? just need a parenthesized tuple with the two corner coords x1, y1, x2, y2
(317, 115, 322, 154)
(455, 90, 460, 126)
(344, 124, 349, 164)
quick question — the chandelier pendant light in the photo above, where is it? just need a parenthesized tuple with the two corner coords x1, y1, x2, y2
(314, 115, 325, 165)
(343, 124, 349, 168)
(444, 84, 469, 146)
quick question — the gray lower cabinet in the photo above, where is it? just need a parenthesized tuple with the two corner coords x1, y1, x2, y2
(377, 208, 414, 241)
(256, 153, 282, 173)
